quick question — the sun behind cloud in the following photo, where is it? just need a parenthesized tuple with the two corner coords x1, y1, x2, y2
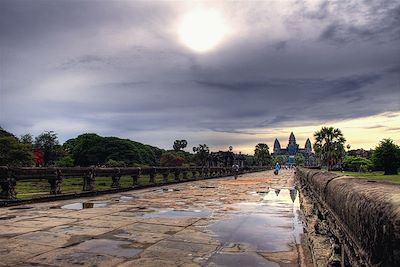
(178, 8, 229, 53)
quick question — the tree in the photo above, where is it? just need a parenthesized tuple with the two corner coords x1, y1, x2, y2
(254, 143, 272, 166)
(160, 152, 185, 167)
(35, 131, 64, 166)
(274, 155, 287, 165)
(0, 128, 34, 166)
(64, 133, 163, 167)
(33, 148, 45, 166)
(313, 127, 346, 170)
(56, 155, 75, 167)
(372, 139, 400, 175)
(295, 153, 305, 166)
(173, 140, 188, 151)
(20, 134, 34, 146)
(193, 144, 210, 166)
(105, 159, 127, 167)
(342, 156, 373, 172)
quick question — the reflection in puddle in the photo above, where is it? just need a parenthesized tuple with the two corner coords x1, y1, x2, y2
(207, 252, 279, 267)
(209, 189, 303, 252)
(70, 238, 142, 258)
(161, 188, 180, 192)
(119, 196, 133, 202)
(143, 208, 212, 218)
(61, 202, 109, 210)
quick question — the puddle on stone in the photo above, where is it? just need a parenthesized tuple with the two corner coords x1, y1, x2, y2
(209, 188, 303, 252)
(61, 202, 109, 210)
(72, 238, 143, 258)
(143, 208, 212, 218)
(161, 188, 180, 192)
(207, 252, 279, 267)
(119, 196, 134, 202)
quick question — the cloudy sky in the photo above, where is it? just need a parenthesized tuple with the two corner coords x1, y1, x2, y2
(1, 0, 399, 153)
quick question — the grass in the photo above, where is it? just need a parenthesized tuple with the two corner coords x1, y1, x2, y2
(333, 171, 400, 184)
(15, 173, 192, 199)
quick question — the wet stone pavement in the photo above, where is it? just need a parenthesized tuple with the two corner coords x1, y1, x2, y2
(0, 170, 310, 267)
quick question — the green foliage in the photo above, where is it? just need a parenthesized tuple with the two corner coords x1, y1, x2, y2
(342, 156, 373, 172)
(313, 127, 346, 170)
(20, 134, 34, 147)
(160, 152, 185, 166)
(0, 128, 34, 166)
(56, 155, 75, 167)
(192, 144, 210, 166)
(171, 150, 194, 164)
(254, 143, 272, 166)
(334, 171, 400, 184)
(372, 139, 400, 175)
(173, 140, 188, 151)
(295, 153, 305, 166)
(35, 131, 64, 166)
(274, 155, 287, 165)
(64, 133, 163, 166)
(105, 159, 127, 167)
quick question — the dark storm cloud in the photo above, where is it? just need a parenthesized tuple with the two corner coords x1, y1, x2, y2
(0, 0, 399, 149)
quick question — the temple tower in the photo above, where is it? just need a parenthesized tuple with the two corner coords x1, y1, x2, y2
(305, 138, 312, 153)
(287, 132, 299, 155)
(273, 138, 281, 155)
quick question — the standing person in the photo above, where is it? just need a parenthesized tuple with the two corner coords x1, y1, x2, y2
(274, 162, 281, 175)
(232, 163, 239, 179)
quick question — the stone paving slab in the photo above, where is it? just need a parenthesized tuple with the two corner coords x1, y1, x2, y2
(0, 170, 311, 266)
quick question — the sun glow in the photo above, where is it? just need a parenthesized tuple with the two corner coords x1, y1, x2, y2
(178, 8, 228, 52)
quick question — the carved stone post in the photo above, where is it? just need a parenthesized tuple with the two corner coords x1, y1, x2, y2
(83, 167, 96, 191)
(206, 168, 211, 178)
(132, 168, 141, 186)
(111, 168, 121, 188)
(162, 171, 169, 184)
(182, 170, 188, 180)
(49, 168, 62, 195)
(174, 169, 180, 181)
(201, 168, 206, 179)
(0, 167, 17, 200)
(149, 167, 156, 184)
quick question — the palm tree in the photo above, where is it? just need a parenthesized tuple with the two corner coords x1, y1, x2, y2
(313, 127, 346, 170)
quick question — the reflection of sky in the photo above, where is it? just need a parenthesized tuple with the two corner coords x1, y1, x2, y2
(1, 1, 399, 152)
(210, 188, 303, 251)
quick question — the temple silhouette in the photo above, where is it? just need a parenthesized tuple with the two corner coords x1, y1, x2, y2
(272, 132, 313, 164)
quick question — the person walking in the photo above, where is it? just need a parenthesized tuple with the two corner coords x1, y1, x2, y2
(232, 163, 240, 179)
(274, 162, 281, 175)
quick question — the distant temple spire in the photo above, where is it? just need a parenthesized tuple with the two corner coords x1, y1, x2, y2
(273, 138, 281, 155)
(305, 138, 312, 152)
(289, 132, 296, 145)
(271, 132, 315, 165)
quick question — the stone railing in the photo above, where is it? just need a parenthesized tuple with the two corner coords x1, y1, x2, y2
(296, 167, 400, 267)
(0, 166, 270, 206)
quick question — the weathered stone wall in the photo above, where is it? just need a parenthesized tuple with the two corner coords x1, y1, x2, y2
(296, 167, 400, 267)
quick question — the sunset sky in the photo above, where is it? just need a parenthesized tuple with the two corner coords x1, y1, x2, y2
(1, 0, 399, 154)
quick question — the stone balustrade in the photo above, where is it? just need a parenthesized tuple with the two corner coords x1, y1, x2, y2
(0, 166, 269, 206)
(296, 167, 400, 267)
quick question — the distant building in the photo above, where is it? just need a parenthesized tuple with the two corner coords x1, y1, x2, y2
(272, 132, 314, 165)
(347, 149, 372, 158)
